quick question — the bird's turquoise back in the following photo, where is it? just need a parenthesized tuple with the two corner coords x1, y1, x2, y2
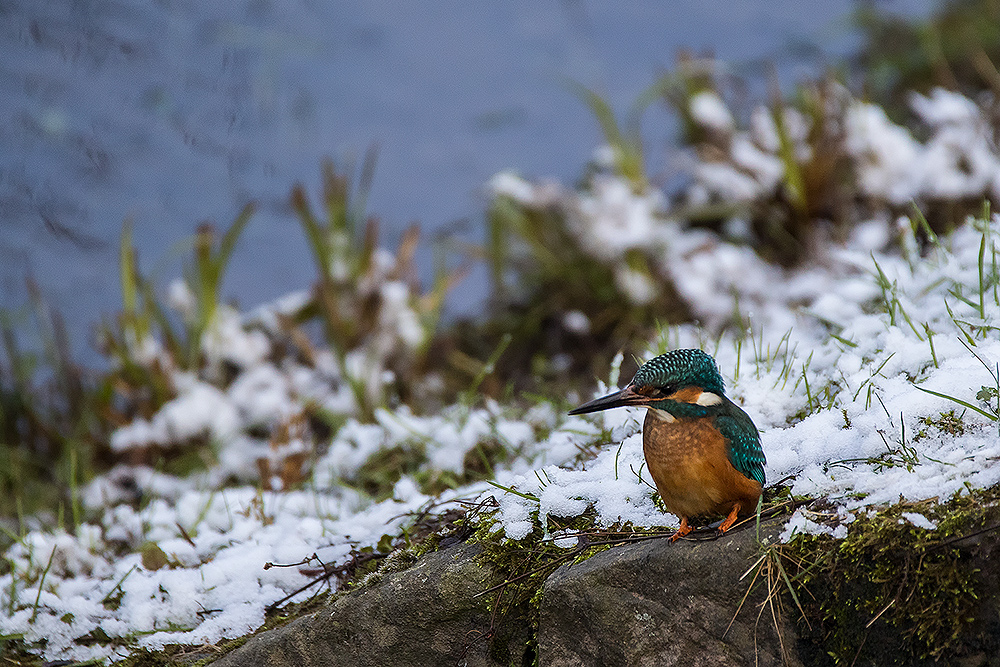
(715, 404, 766, 486)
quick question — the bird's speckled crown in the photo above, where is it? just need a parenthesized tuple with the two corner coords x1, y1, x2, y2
(631, 349, 725, 395)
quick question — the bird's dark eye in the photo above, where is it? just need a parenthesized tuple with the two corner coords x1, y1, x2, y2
(652, 385, 674, 398)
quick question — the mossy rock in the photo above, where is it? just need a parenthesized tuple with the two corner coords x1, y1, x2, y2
(788, 488, 1000, 666)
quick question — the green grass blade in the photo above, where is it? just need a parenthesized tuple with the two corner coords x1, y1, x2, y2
(119, 220, 148, 342)
(487, 479, 539, 502)
(913, 385, 997, 421)
(216, 203, 256, 288)
(978, 232, 987, 318)
(291, 184, 330, 277)
(30, 545, 57, 623)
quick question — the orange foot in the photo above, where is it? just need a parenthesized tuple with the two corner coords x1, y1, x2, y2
(669, 516, 692, 542)
(717, 503, 742, 535)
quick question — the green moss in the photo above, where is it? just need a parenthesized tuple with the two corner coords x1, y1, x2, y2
(469, 506, 676, 667)
(788, 486, 1000, 665)
(350, 438, 516, 502)
(914, 410, 966, 441)
(0, 636, 47, 666)
(471, 512, 574, 665)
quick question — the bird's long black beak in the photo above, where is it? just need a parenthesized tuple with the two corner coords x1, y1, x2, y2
(568, 384, 650, 415)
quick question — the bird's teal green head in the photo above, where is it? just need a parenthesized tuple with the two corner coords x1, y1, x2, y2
(569, 349, 726, 415)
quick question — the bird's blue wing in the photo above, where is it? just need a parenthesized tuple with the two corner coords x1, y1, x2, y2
(715, 409, 766, 486)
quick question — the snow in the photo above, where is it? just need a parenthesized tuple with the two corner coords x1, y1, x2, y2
(109, 377, 241, 452)
(846, 89, 1000, 204)
(689, 91, 735, 134)
(481, 183, 1000, 543)
(683, 85, 1000, 209)
(7, 85, 1000, 663)
(562, 310, 592, 335)
(845, 102, 922, 204)
(490, 170, 541, 204)
(571, 175, 668, 263)
(202, 305, 272, 373)
(901, 512, 938, 530)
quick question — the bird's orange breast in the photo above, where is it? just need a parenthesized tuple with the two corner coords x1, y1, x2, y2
(642, 410, 762, 520)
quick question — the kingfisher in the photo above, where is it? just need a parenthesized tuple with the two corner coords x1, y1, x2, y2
(570, 349, 765, 541)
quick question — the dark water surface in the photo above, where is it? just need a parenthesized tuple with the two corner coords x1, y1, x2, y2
(1, 0, 932, 361)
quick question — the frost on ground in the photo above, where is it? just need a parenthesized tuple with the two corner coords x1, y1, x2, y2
(4, 87, 1000, 663)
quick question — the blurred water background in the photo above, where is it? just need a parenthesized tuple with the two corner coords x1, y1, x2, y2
(1, 0, 933, 362)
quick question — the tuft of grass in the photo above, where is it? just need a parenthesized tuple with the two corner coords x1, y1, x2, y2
(290, 154, 461, 420)
(568, 81, 654, 192)
(728, 500, 818, 665)
(654, 50, 727, 147)
(186, 206, 256, 367)
(483, 186, 690, 388)
(668, 63, 854, 266)
(100, 203, 255, 423)
(856, 0, 1000, 111)
(914, 338, 1000, 432)
(0, 287, 106, 532)
(871, 255, 924, 338)
(112, 205, 255, 371)
(760, 75, 852, 265)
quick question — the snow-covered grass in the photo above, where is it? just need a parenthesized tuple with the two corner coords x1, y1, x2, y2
(0, 392, 623, 661)
(4, 84, 1000, 663)
(5, 208, 999, 662)
(490, 210, 1000, 544)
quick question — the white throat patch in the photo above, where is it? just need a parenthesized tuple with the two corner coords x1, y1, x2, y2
(648, 407, 676, 423)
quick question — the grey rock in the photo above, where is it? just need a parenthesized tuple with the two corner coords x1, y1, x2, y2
(213, 542, 528, 667)
(214, 522, 802, 667)
(537, 520, 801, 667)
